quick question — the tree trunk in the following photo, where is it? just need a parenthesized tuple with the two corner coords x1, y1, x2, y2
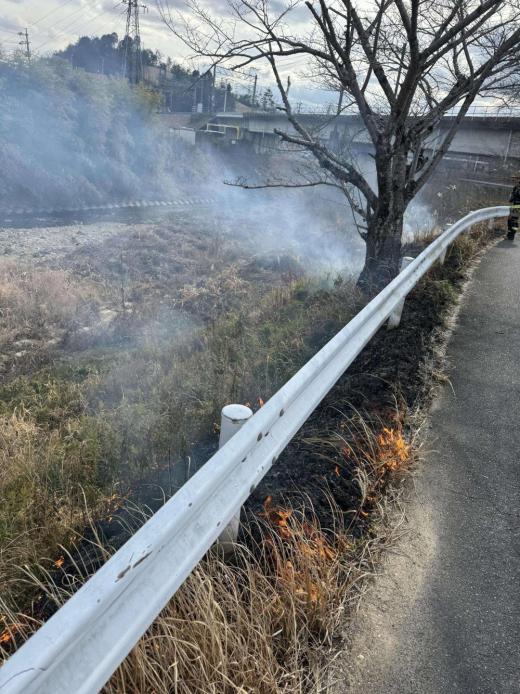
(357, 210, 404, 293)
(357, 150, 406, 294)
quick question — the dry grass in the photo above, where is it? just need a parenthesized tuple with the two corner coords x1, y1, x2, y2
(1, 409, 413, 694)
(0, 387, 120, 612)
(0, 260, 101, 342)
(106, 512, 353, 694)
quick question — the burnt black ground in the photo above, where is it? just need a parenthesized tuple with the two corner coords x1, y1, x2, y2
(243, 236, 477, 530)
(339, 237, 520, 693)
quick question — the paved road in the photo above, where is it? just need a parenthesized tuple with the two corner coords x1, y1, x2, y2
(336, 238, 520, 694)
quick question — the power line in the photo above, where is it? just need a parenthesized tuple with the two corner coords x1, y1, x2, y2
(2, 0, 82, 39)
(32, 4, 95, 47)
(32, 10, 93, 52)
(33, 3, 121, 53)
(30, 0, 78, 28)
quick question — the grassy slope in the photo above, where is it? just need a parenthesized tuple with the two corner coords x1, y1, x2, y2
(0, 263, 361, 616)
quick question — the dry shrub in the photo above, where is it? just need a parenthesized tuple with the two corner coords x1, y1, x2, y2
(0, 259, 100, 344)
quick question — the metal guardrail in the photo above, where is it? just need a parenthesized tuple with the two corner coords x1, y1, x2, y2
(0, 206, 509, 694)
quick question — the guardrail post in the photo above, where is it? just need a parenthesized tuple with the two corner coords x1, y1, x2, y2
(217, 404, 253, 550)
(388, 256, 414, 329)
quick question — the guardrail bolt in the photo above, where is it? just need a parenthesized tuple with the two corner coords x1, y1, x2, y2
(217, 404, 253, 551)
(388, 256, 415, 329)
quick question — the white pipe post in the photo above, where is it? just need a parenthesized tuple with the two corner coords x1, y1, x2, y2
(217, 404, 253, 548)
(388, 256, 415, 328)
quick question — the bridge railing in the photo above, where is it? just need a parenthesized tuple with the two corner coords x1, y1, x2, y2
(447, 104, 520, 119)
(274, 104, 520, 118)
(0, 206, 509, 694)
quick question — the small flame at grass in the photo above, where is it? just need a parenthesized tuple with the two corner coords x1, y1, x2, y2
(377, 426, 410, 471)
(261, 496, 293, 538)
(0, 621, 27, 647)
(261, 497, 339, 605)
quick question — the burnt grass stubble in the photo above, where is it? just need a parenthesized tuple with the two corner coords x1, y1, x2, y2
(6, 224, 500, 647)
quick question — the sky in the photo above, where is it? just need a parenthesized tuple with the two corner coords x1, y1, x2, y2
(0, 0, 335, 107)
(0, 1, 197, 63)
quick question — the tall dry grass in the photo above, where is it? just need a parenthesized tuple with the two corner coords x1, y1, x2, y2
(1, 410, 413, 693)
(0, 259, 100, 347)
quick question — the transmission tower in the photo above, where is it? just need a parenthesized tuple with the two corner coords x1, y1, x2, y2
(121, 0, 147, 84)
(18, 28, 31, 63)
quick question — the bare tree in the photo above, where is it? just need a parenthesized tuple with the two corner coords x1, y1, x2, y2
(158, 0, 520, 288)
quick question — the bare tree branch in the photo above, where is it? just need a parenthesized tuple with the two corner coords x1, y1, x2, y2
(157, 0, 520, 287)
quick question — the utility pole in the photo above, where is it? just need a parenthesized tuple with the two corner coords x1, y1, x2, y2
(122, 0, 147, 84)
(211, 64, 216, 113)
(18, 28, 31, 63)
(223, 83, 228, 112)
(252, 72, 258, 107)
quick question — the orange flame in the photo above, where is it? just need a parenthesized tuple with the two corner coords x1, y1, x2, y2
(54, 557, 64, 568)
(261, 497, 293, 538)
(377, 427, 410, 471)
(0, 622, 26, 646)
(261, 500, 339, 605)
(258, 396, 265, 408)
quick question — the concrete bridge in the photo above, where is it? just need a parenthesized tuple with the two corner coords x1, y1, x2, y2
(205, 111, 520, 170)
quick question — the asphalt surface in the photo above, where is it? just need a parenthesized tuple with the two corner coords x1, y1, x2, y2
(337, 238, 520, 694)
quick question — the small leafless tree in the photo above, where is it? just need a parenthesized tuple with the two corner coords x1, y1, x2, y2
(158, 0, 520, 288)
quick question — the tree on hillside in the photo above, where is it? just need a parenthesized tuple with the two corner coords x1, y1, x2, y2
(56, 34, 121, 74)
(56, 35, 164, 77)
(159, 0, 520, 288)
